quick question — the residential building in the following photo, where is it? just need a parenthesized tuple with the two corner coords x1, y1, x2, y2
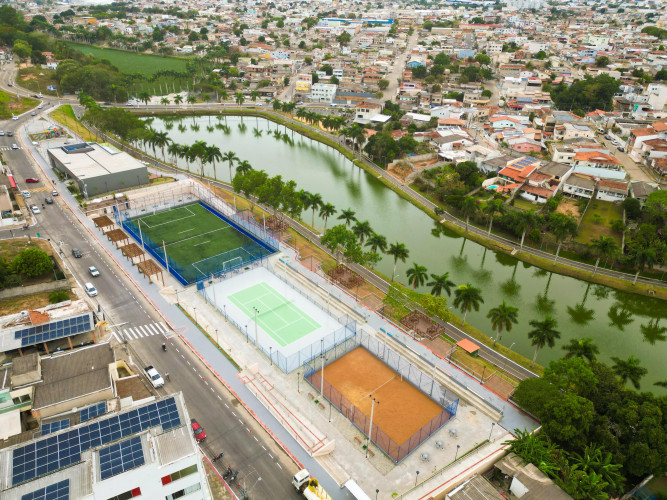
(573, 150, 625, 179)
(596, 179, 629, 202)
(310, 83, 337, 103)
(563, 173, 596, 199)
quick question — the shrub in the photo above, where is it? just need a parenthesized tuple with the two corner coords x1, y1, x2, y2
(49, 290, 69, 303)
(12, 248, 52, 277)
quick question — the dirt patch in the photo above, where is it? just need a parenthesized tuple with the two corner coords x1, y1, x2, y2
(555, 197, 581, 220)
(483, 373, 515, 400)
(412, 158, 439, 170)
(19, 74, 36, 81)
(387, 160, 413, 182)
(422, 336, 455, 359)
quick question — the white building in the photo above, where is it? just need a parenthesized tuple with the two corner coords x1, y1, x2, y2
(310, 83, 337, 103)
(1, 393, 210, 500)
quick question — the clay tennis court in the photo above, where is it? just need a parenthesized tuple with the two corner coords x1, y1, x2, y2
(319, 347, 445, 445)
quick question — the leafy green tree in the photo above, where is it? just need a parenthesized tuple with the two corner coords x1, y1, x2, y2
(378, 79, 389, 90)
(475, 53, 491, 65)
(610, 356, 647, 389)
(427, 272, 455, 297)
(595, 56, 610, 67)
(629, 243, 658, 285)
(49, 290, 69, 304)
(306, 192, 323, 228)
(13, 248, 52, 277)
(406, 263, 428, 289)
(527, 316, 561, 367)
(387, 242, 409, 281)
(534, 50, 547, 60)
(321, 225, 359, 265)
(486, 300, 517, 344)
(453, 283, 484, 326)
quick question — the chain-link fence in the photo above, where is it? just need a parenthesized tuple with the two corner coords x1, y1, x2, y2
(304, 330, 459, 463)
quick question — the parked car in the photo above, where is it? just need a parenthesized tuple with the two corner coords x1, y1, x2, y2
(45, 196, 53, 204)
(7, 131, 13, 136)
(31, 205, 40, 214)
(190, 419, 206, 442)
(0, 131, 4, 136)
(618, 146, 626, 153)
(22, 190, 30, 198)
(11, 115, 17, 120)
(25, 178, 39, 183)
(88, 266, 100, 277)
(72, 248, 82, 258)
(605, 134, 612, 140)
(84, 282, 97, 297)
(611, 140, 619, 146)
(31, 111, 36, 116)
(144, 366, 164, 388)
(52, 190, 59, 196)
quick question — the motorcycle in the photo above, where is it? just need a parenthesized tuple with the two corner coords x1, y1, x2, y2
(162, 343, 167, 352)
(212, 452, 224, 462)
(22, 224, 29, 230)
(229, 470, 238, 482)
(223, 467, 233, 479)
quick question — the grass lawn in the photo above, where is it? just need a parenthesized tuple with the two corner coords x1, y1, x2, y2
(17, 67, 58, 96)
(0, 90, 39, 120)
(67, 42, 188, 76)
(513, 198, 539, 212)
(49, 105, 97, 142)
(575, 200, 623, 245)
(0, 290, 76, 316)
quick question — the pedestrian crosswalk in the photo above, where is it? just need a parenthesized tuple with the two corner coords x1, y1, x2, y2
(27, 187, 52, 193)
(1, 146, 22, 151)
(113, 322, 171, 342)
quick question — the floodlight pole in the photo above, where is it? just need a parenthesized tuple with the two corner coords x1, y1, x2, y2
(253, 307, 259, 345)
(162, 240, 169, 274)
(320, 339, 325, 396)
(366, 396, 378, 459)
(138, 220, 144, 249)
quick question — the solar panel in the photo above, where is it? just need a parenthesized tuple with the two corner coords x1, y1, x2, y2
(80, 402, 106, 422)
(12, 397, 180, 485)
(21, 479, 69, 500)
(99, 436, 145, 480)
(41, 419, 70, 436)
(15, 314, 92, 347)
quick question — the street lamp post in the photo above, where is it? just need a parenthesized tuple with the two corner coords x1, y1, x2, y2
(252, 307, 259, 345)
(366, 396, 378, 459)
(376, 489, 379, 500)
(455, 444, 460, 461)
(223, 304, 227, 321)
(320, 339, 325, 396)
(488, 422, 495, 442)
(193, 307, 198, 326)
(297, 370, 300, 393)
(415, 471, 420, 486)
(269, 346, 273, 366)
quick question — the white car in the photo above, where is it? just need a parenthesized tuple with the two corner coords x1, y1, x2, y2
(31, 205, 40, 214)
(88, 266, 100, 277)
(144, 366, 164, 388)
(11, 144, 18, 149)
(84, 282, 97, 296)
(12, 115, 18, 120)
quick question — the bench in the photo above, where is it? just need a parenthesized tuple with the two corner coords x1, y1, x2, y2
(368, 449, 375, 457)
(318, 403, 325, 410)
(307, 393, 315, 400)
(354, 436, 363, 444)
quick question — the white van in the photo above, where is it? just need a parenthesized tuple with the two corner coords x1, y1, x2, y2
(84, 282, 98, 297)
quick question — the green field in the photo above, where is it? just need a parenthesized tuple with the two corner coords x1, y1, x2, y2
(0, 90, 39, 119)
(132, 203, 269, 283)
(575, 200, 623, 245)
(67, 42, 188, 76)
(229, 282, 321, 346)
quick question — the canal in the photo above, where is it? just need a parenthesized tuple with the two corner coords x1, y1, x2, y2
(151, 115, 666, 390)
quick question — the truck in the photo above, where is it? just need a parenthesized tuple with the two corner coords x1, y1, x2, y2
(144, 366, 164, 388)
(292, 469, 332, 500)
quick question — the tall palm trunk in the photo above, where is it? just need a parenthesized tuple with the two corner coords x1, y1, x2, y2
(531, 345, 540, 368)
(553, 241, 563, 264)
(592, 257, 600, 277)
(520, 229, 527, 249)
(487, 215, 495, 235)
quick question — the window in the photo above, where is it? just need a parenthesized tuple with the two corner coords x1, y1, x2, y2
(161, 464, 198, 486)
(165, 483, 201, 500)
(107, 487, 141, 500)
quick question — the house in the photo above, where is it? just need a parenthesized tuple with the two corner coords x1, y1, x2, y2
(630, 181, 658, 206)
(651, 158, 667, 177)
(573, 151, 625, 179)
(519, 171, 558, 203)
(509, 138, 543, 153)
(478, 153, 522, 174)
(437, 118, 467, 132)
(489, 116, 526, 131)
(630, 127, 659, 151)
(563, 173, 596, 199)
(354, 101, 383, 124)
(555, 123, 595, 141)
(310, 83, 337, 103)
(496, 156, 541, 194)
(495, 454, 571, 499)
(596, 179, 629, 202)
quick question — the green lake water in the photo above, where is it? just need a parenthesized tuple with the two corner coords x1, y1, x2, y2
(151, 115, 667, 391)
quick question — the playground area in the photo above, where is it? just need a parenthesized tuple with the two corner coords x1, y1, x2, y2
(120, 202, 274, 284)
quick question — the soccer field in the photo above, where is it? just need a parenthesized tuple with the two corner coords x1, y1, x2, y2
(130, 203, 270, 283)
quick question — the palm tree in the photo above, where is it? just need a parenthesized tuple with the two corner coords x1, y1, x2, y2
(235, 92, 245, 106)
(460, 196, 479, 232)
(516, 210, 536, 250)
(167, 142, 181, 165)
(352, 220, 373, 245)
(152, 130, 170, 161)
(180, 144, 191, 172)
(220, 90, 229, 102)
(318, 203, 336, 232)
(630, 244, 657, 285)
(406, 263, 428, 289)
(611, 356, 647, 389)
(236, 159, 253, 176)
(562, 337, 599, 362)
(160, 97, 170, 106)
(222, 151, 239, 182)
(483, 198, 505, 235)
(527, 316, 560, 367)
(427, 272, 455, 297)
(387, 242, 409, 282)
(549, 213, 578, 264)
(337, 208, 357, 227)
(484, 299, 516, 343)
(307, 192, 323, 228)
(366, 233, 387, 254)
(454, 284, 485, 326)
(204, 144, 222, 180)
(187, 94, 197, 105)
(589, 236, 618, 277)
(173, 94, 183, 105)
(138, 90, 151, 106)
(250, 90, 260, 102)
(189, 140, 208, 177)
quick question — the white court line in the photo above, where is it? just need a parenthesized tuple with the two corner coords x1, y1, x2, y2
(178, 227, 196, 234)
(193, 240, 209, 247)
(139, 205, 196, 229)
(165, 225, 231, 249)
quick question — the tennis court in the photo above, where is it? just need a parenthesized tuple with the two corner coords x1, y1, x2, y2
(229, 282, 321, 346)
(125, 203, 273, 284)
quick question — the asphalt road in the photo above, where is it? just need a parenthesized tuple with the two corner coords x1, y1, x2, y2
(2, 108, 301, 499)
